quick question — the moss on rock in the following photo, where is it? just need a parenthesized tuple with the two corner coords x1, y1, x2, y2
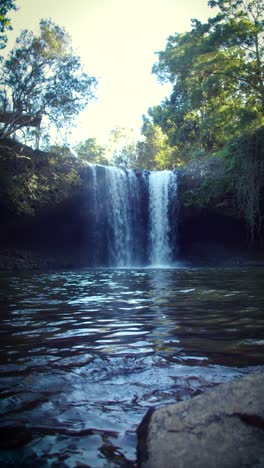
(0, 138, 88, 217)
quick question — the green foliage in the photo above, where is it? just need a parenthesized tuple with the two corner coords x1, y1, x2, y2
(225, 126, 264, 243)
(0, 142, 83, 215)
(180, 126, 264, 245)
(183, 174, 234, 208)
(149, 0, 264, 161)
(136, 119, 181, 170)
(74, 138, 109, 165)
(136, 0, 264, 246)
(106, 126, 138, 167)
(0, 0, 16, 52)
(48, 145, 77, 158)
(112, 143, 137, 168)
(0, 19, 97, 145)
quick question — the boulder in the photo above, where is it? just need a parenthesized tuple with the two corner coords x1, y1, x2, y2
(137, 372, 264, 468)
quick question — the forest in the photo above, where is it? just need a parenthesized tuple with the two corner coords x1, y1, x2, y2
(0, 0, 264, 244)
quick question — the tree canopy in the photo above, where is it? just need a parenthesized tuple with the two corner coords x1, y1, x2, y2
(105, 0, 263, 171)
(0, 19, 97, 146)
(74, 138, 109, 166)
(135, 118, 180, 170)
(149, 0, 264, 161)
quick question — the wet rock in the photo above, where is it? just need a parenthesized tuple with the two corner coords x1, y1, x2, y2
(137, 372, 264, 468)
(0, 249, 82, 271)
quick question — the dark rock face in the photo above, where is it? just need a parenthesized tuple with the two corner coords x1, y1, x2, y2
(137, 372, 264, 468)
(0, 139, 95, 268)
(178, 211, 248, 262)
(0, 139, 262, 269)
(0, 192, 95, 270)
(177, 157, 252, 261)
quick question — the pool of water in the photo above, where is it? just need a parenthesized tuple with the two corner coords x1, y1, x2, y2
(0, 266, 264, 466)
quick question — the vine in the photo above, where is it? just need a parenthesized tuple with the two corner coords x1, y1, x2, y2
(228, 128, 264, 245)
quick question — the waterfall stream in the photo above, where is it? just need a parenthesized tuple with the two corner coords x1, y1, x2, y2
(149, 170, 177, 265)
(88, 166, 178, 267)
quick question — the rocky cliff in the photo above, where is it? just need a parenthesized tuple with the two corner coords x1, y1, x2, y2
(0, 139, 93, 269)
(0, 139, 261, 269)
(177, 156, 251, 263)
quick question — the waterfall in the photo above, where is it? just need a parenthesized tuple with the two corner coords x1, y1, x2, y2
(149, 171, 177, 266)
(87, 165, 178, 267)
(104, 167, 135, 266)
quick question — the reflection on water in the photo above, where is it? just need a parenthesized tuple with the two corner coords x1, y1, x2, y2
(0, 267, 264, 466)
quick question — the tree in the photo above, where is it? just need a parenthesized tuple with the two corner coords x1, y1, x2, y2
(0, 0, 16, 52)
(207, 0, 264, 111)
(106, 126, 138, 167)
(112, 142, 138, 168)
(151, 0, 264, 158)
(136, 118, 180, 170)
(74, 138, 109, 165)
(0, 19, 97, 146)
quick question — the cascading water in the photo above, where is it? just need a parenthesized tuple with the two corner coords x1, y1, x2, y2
(149, 170, 177, 265)
(104, 167, 135, 266)
(87, 165, 178, 267)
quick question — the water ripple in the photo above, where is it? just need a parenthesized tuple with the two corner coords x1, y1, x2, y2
(0, 267, 264, 466)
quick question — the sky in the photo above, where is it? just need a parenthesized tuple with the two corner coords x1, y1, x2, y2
(6, 0, 214, 146)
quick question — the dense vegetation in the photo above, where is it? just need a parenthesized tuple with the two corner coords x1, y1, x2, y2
(105, 0, 263, 244)
(1, 0, 262, 166)
(149, 0, 263, 162)
(0, 0, 263, 245)
(70, 0, 264, 172)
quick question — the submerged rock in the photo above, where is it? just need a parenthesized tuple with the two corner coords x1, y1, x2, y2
(137, 372, 264, 468)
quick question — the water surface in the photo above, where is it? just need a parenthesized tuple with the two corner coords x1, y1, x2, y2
(0, 266, 264, 466)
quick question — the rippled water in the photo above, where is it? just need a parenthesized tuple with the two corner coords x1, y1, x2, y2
(0, 266, 264, 466)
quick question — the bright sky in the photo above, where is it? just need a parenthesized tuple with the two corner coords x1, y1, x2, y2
(6, 0, 213, 146)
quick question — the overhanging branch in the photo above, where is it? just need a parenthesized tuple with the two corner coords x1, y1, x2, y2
(0, 110, 42, 128)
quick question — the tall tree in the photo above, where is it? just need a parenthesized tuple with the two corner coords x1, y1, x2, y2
(74, 138, 109, 165)
(112, 143, 138, 168)
(136, 118, 180, 170)
(151, 0, 264, 157)
(0, 19, 97, 145)
(106, 126, 138, 167)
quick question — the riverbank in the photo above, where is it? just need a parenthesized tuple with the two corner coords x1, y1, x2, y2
(0, 247, 264, 271)
(0, 248, 91, 271)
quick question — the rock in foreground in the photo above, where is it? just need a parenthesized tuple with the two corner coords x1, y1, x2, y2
(137, 372, 264, 468)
